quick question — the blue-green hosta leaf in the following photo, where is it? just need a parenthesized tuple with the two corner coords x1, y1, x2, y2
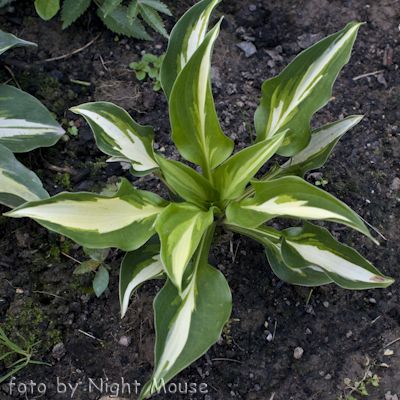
(0, 85, 65, 152)
(155, 203, 214, 291)
(170, 21, 234, 179)
(71, 102, 159, 175)
(156, 155, 219, 207)
(0, 30, 37, 55)
(120, 235, 166, 318)
(264, 116, 363, 180)
(224, 222, 332, 286)
(226, 176, 377, 244)
(281, 221, 393, 289)
(214, 131, 286, 200)
(160, 0, 221, 99)
(255, 23, 362, 156)
(5, 178, 168, 251)
(139, 262, 231, 400)
(93, 264, 110, 297)
(0, 144, 49, 208)
(34, 0, 60, 20)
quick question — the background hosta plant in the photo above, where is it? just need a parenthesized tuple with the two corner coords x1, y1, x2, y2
(5, 0, 394, 398)
(0, 30, 65, 208)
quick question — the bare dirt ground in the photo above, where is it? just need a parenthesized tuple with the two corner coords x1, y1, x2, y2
(1, 0, 400, 399)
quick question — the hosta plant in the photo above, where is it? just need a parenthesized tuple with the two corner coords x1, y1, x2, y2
(5, 0, 394, 398)
(0, 30, 65, 208)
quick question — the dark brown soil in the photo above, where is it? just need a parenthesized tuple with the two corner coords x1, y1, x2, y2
(1, 1, 400, 399)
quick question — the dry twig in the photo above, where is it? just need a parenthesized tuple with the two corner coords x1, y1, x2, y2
(44, 32, 102, 62)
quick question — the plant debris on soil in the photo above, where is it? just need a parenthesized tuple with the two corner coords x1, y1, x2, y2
(1, 1, 400, 399)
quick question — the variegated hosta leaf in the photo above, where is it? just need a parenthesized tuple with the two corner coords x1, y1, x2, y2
(169, 21, 234, 179)
(120, 235, 166, 318)
(6, 178, 168, 251)
(280, 221, 393, 289)
(224, 222, 332, 286)
(264, 116, 363, 180)
(155, 203, 215, 291)
(226, 176, 377, 244)
(0, 30, 37, 55)
(214, 131, 286, 200)
(156, 155, 219, 207)
(139, 262, 231, 400)
(0, 85, 65, 152)
(160, 0, 221, 99)
(0, 144, 49, 208)
(70, 102, 159, 175)
(255, 23, 362, 156)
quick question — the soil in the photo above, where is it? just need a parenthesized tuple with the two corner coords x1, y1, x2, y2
(1, 0, 400, 399)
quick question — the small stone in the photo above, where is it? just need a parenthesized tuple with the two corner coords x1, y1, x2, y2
(346, 330, 353, 338)
(237, 42, 257, 58)
(390, 177, 400, 190)
(377, 74, 387, 87)
(323, 301, 329, 308)
(369, 298, 376, 304)
(324, 374, 332, 380)
(52, 343, 66, 360)
(293, 347, 304, 359)
(305, 328, 312, 335)
(15, 288, 23, 294)
(217, 336, 224, 345)
(319, 371, 325, 376)
(297, 32, 324, 49)
(264, 321, 269, 329)
(249, 4, 257, 11)
(119, 336, 132, 347)
(266, 333, 273, 341)
(249, 373, 254, 379)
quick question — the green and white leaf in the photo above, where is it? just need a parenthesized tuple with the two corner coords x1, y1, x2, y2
(0, 144, 49, 208)
(61, 0, 92, 29)
(139, 262, 231, 400)
(120, 235, 166, 318)
(156, 155, 219, 208)
(0, 85, 65, 152)
(155, 203, 214, 291)
(97, 5, 152, 40)
(226, 176, 377, 243)
(214, 131, 286, 200)
(281, 221, 393, 289)
(225, 222, 332, 286)
(93, 264, 110, 297)
(263, 116, 363, 180)
(71, 102, 159, 174)
(0, 30, 37, 55)
(160, 0, 221, 99)
(255, 23, 362, 156)
(34, 0, 60, 20)
(169, 21, 234, 180)
(6, 178, 168, 251)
